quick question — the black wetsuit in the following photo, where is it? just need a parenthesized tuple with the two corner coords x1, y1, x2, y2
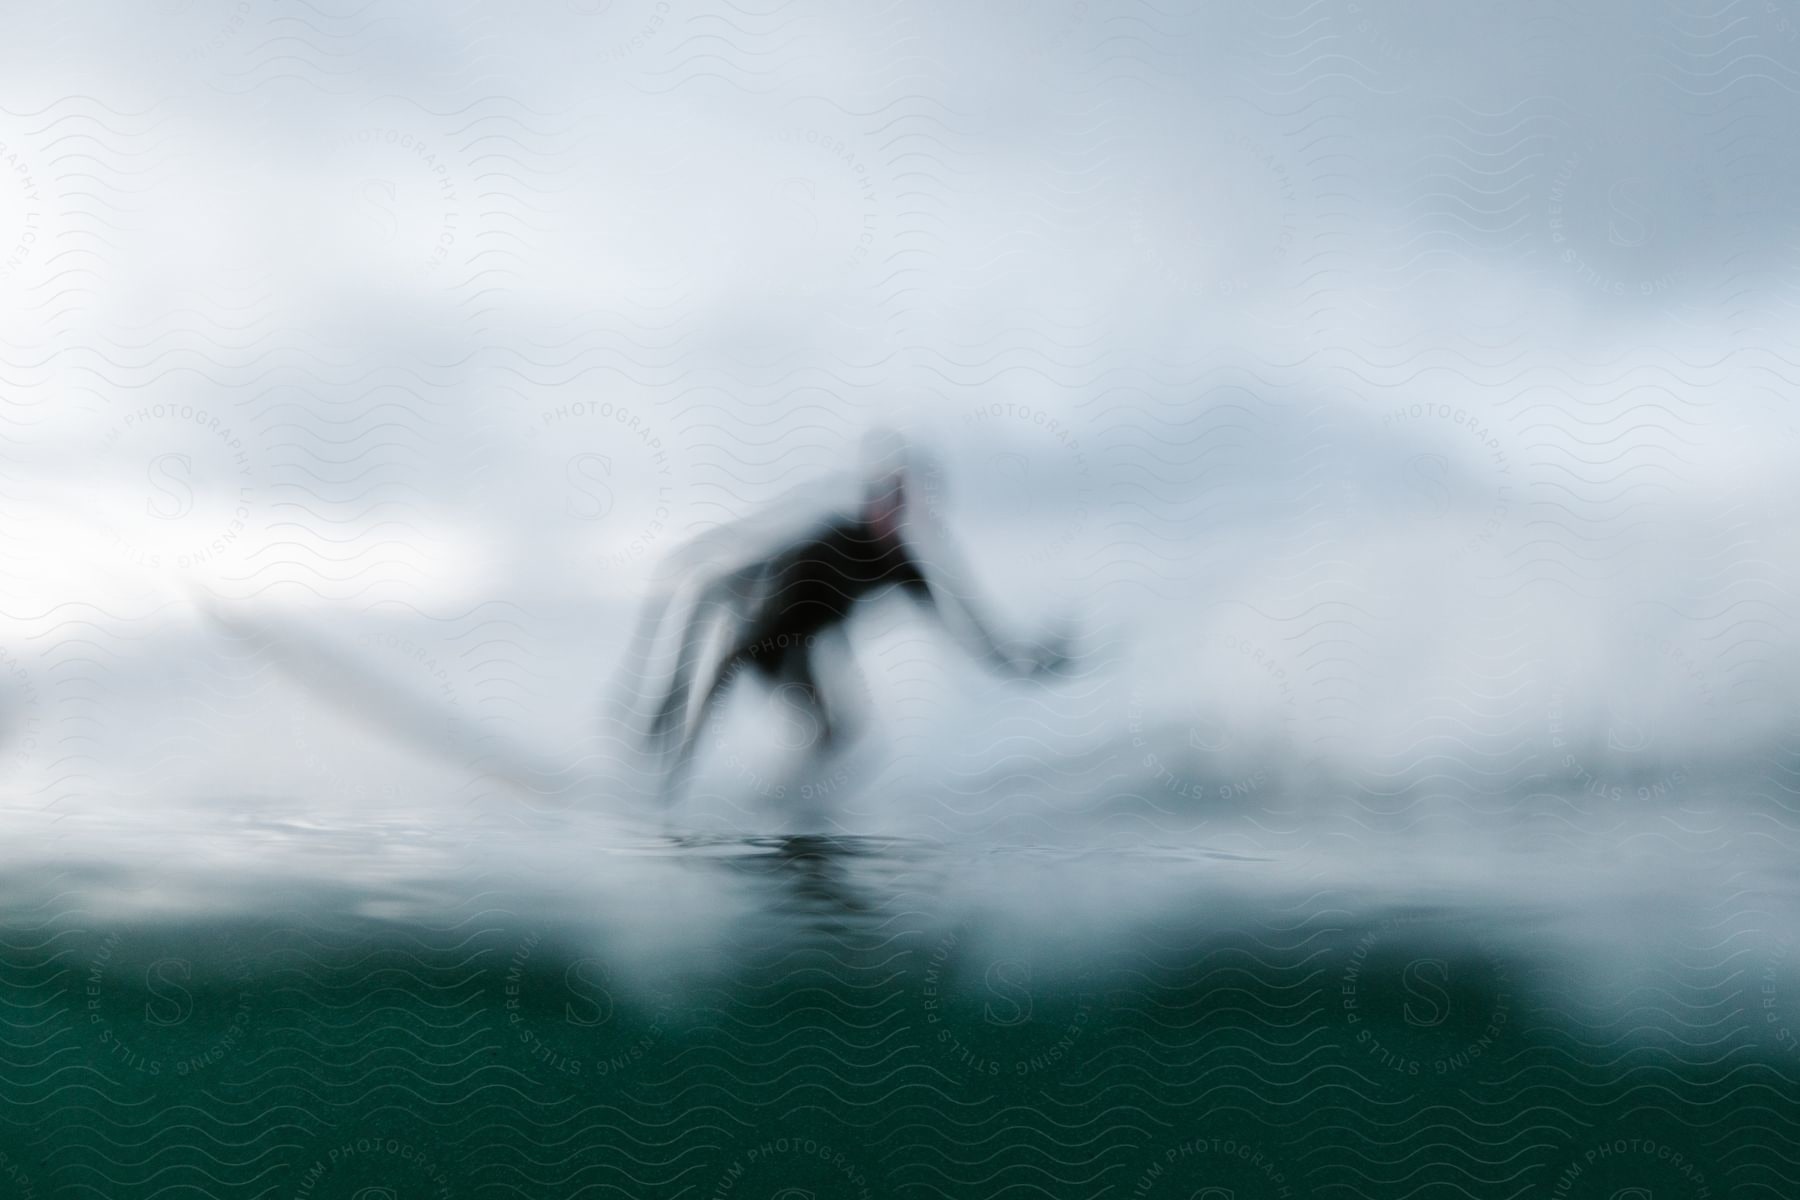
(730, 515, 927, 677)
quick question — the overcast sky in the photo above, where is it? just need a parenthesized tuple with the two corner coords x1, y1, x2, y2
(1, 1, 1797, 819)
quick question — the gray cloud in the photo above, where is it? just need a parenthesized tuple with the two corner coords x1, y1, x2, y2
(0, 0, 1795, 830)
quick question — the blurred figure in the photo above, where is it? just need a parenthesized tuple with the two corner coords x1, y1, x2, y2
(624, 429, 1071, 806)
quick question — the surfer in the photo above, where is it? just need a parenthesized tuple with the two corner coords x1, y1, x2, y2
(625, 429, 1072, 804)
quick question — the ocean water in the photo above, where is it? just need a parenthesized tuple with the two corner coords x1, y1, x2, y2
(3, 765, 1795, 1200)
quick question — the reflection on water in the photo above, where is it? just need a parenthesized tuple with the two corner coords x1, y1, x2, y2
(1, 780, 1797, 1198)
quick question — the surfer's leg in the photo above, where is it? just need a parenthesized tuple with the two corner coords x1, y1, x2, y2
(774, 642, 839, 755)
(662, 649, 749, 806)
(809, 625, 865, 748)
(767, 642, 859, 832)
(648, 578, 742, 759)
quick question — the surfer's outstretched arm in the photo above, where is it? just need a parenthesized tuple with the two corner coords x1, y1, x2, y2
(901, 574, 1019, 675)
(903, 565, 1072, 679)
(899, 529, 1072, 678)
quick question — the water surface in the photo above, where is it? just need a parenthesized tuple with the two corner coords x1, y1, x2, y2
(2, 765, 1793, 1199)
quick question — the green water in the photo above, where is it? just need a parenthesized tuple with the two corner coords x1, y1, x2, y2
(0, 832, 1793, 1198)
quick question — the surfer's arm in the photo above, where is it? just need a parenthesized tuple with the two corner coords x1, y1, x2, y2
(898, 521, 1074, 678)
(898, 553, 1035, 677)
